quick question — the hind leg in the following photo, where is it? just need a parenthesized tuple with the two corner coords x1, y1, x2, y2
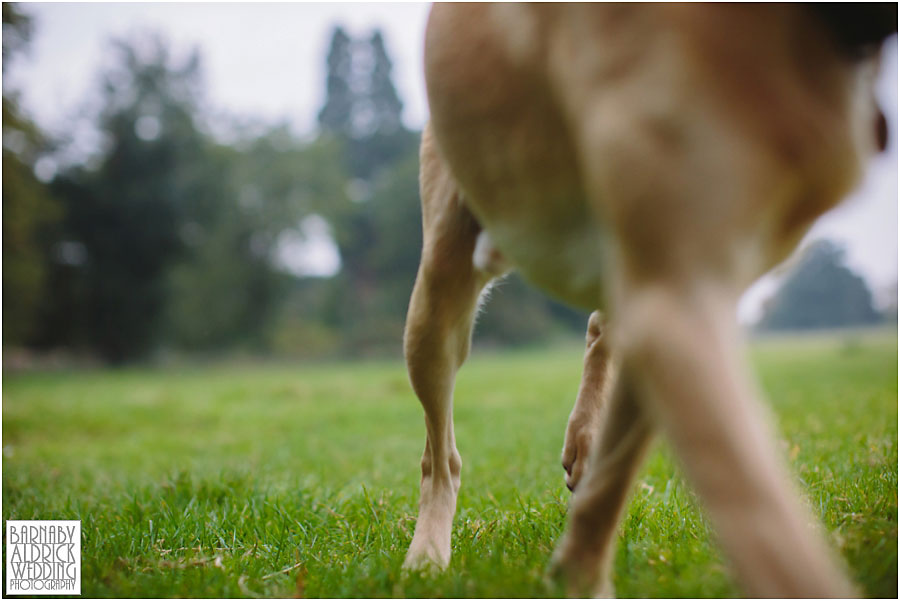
(562, 310, 614, 492)
(402, 126, 495, 570)
(551, 362, 655, 597)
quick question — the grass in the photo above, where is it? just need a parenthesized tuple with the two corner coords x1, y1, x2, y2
(2, 331, 897, 597)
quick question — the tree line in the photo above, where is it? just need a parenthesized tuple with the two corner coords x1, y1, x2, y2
(2, 6, 890, 365)
(3, 8, 590, 363)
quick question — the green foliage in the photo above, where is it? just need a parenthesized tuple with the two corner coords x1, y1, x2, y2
(26, 35, 355, 361)
(165, 130, 349, 352)
(327, 150, 423, 355)
(36, 38, 208, 362)
(369, 32, 404, 136)
(2, 100, 61, 346)
(318, 27, 404, 142)
(2, 4, 62, 347)
(318, 27, 354, 138)
(759, 239, 882, 331)
(3, 334, 896, 597)
(318, 26, 418, 180)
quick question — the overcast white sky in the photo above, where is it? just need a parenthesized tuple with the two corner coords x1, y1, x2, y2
(4, 3, 898, 322)
(5, 3, 432, 134)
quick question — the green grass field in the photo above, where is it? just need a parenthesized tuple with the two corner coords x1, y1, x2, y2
(3, 332, 897, 598)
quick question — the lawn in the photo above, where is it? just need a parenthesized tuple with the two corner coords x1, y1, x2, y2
(3, 331, 897, 598)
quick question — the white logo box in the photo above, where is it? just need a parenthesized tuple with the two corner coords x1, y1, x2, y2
(6, 520, 81, 596)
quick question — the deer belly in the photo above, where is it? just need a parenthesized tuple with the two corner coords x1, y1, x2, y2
(465, 191, 610, 311)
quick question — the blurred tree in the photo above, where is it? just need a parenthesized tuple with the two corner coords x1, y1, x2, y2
(758, 239, 881, 331)
(312, 26, 421, 355)
(39, 37, 209, 361)
(317, 27, 354, 137)
(29, 31, 357, 361)
(344, 30, 417, 180)
(166, 128, 349, 352)
(332, 150, 423, 354)
(317, 26, 417, 180)
(369, 31, 404, 136)
(2, 3, 62, 347)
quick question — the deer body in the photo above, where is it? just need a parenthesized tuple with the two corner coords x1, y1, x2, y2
(401, 4, 891, 596)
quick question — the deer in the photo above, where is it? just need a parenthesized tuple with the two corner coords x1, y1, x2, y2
(400, 4, 895, 597)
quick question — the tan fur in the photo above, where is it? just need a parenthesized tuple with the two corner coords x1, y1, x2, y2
(402, 4, 885, 597)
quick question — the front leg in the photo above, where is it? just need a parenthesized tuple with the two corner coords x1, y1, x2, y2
(617, 284, 857, 597)
(562, 310, 614, 491)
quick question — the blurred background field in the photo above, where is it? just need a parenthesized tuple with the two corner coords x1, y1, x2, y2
(2, 332, 897, 597)
(2, 3, 898, 598)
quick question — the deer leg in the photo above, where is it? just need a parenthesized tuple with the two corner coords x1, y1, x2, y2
(403, 126, 495, 570)
(615, 285, 857, 598)
(551, 360, 655, 597)
(562, 310, 616, 492)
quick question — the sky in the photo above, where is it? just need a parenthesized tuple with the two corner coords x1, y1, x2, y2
(5, 3, 432, 135)
(4, 3, 898, 323)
